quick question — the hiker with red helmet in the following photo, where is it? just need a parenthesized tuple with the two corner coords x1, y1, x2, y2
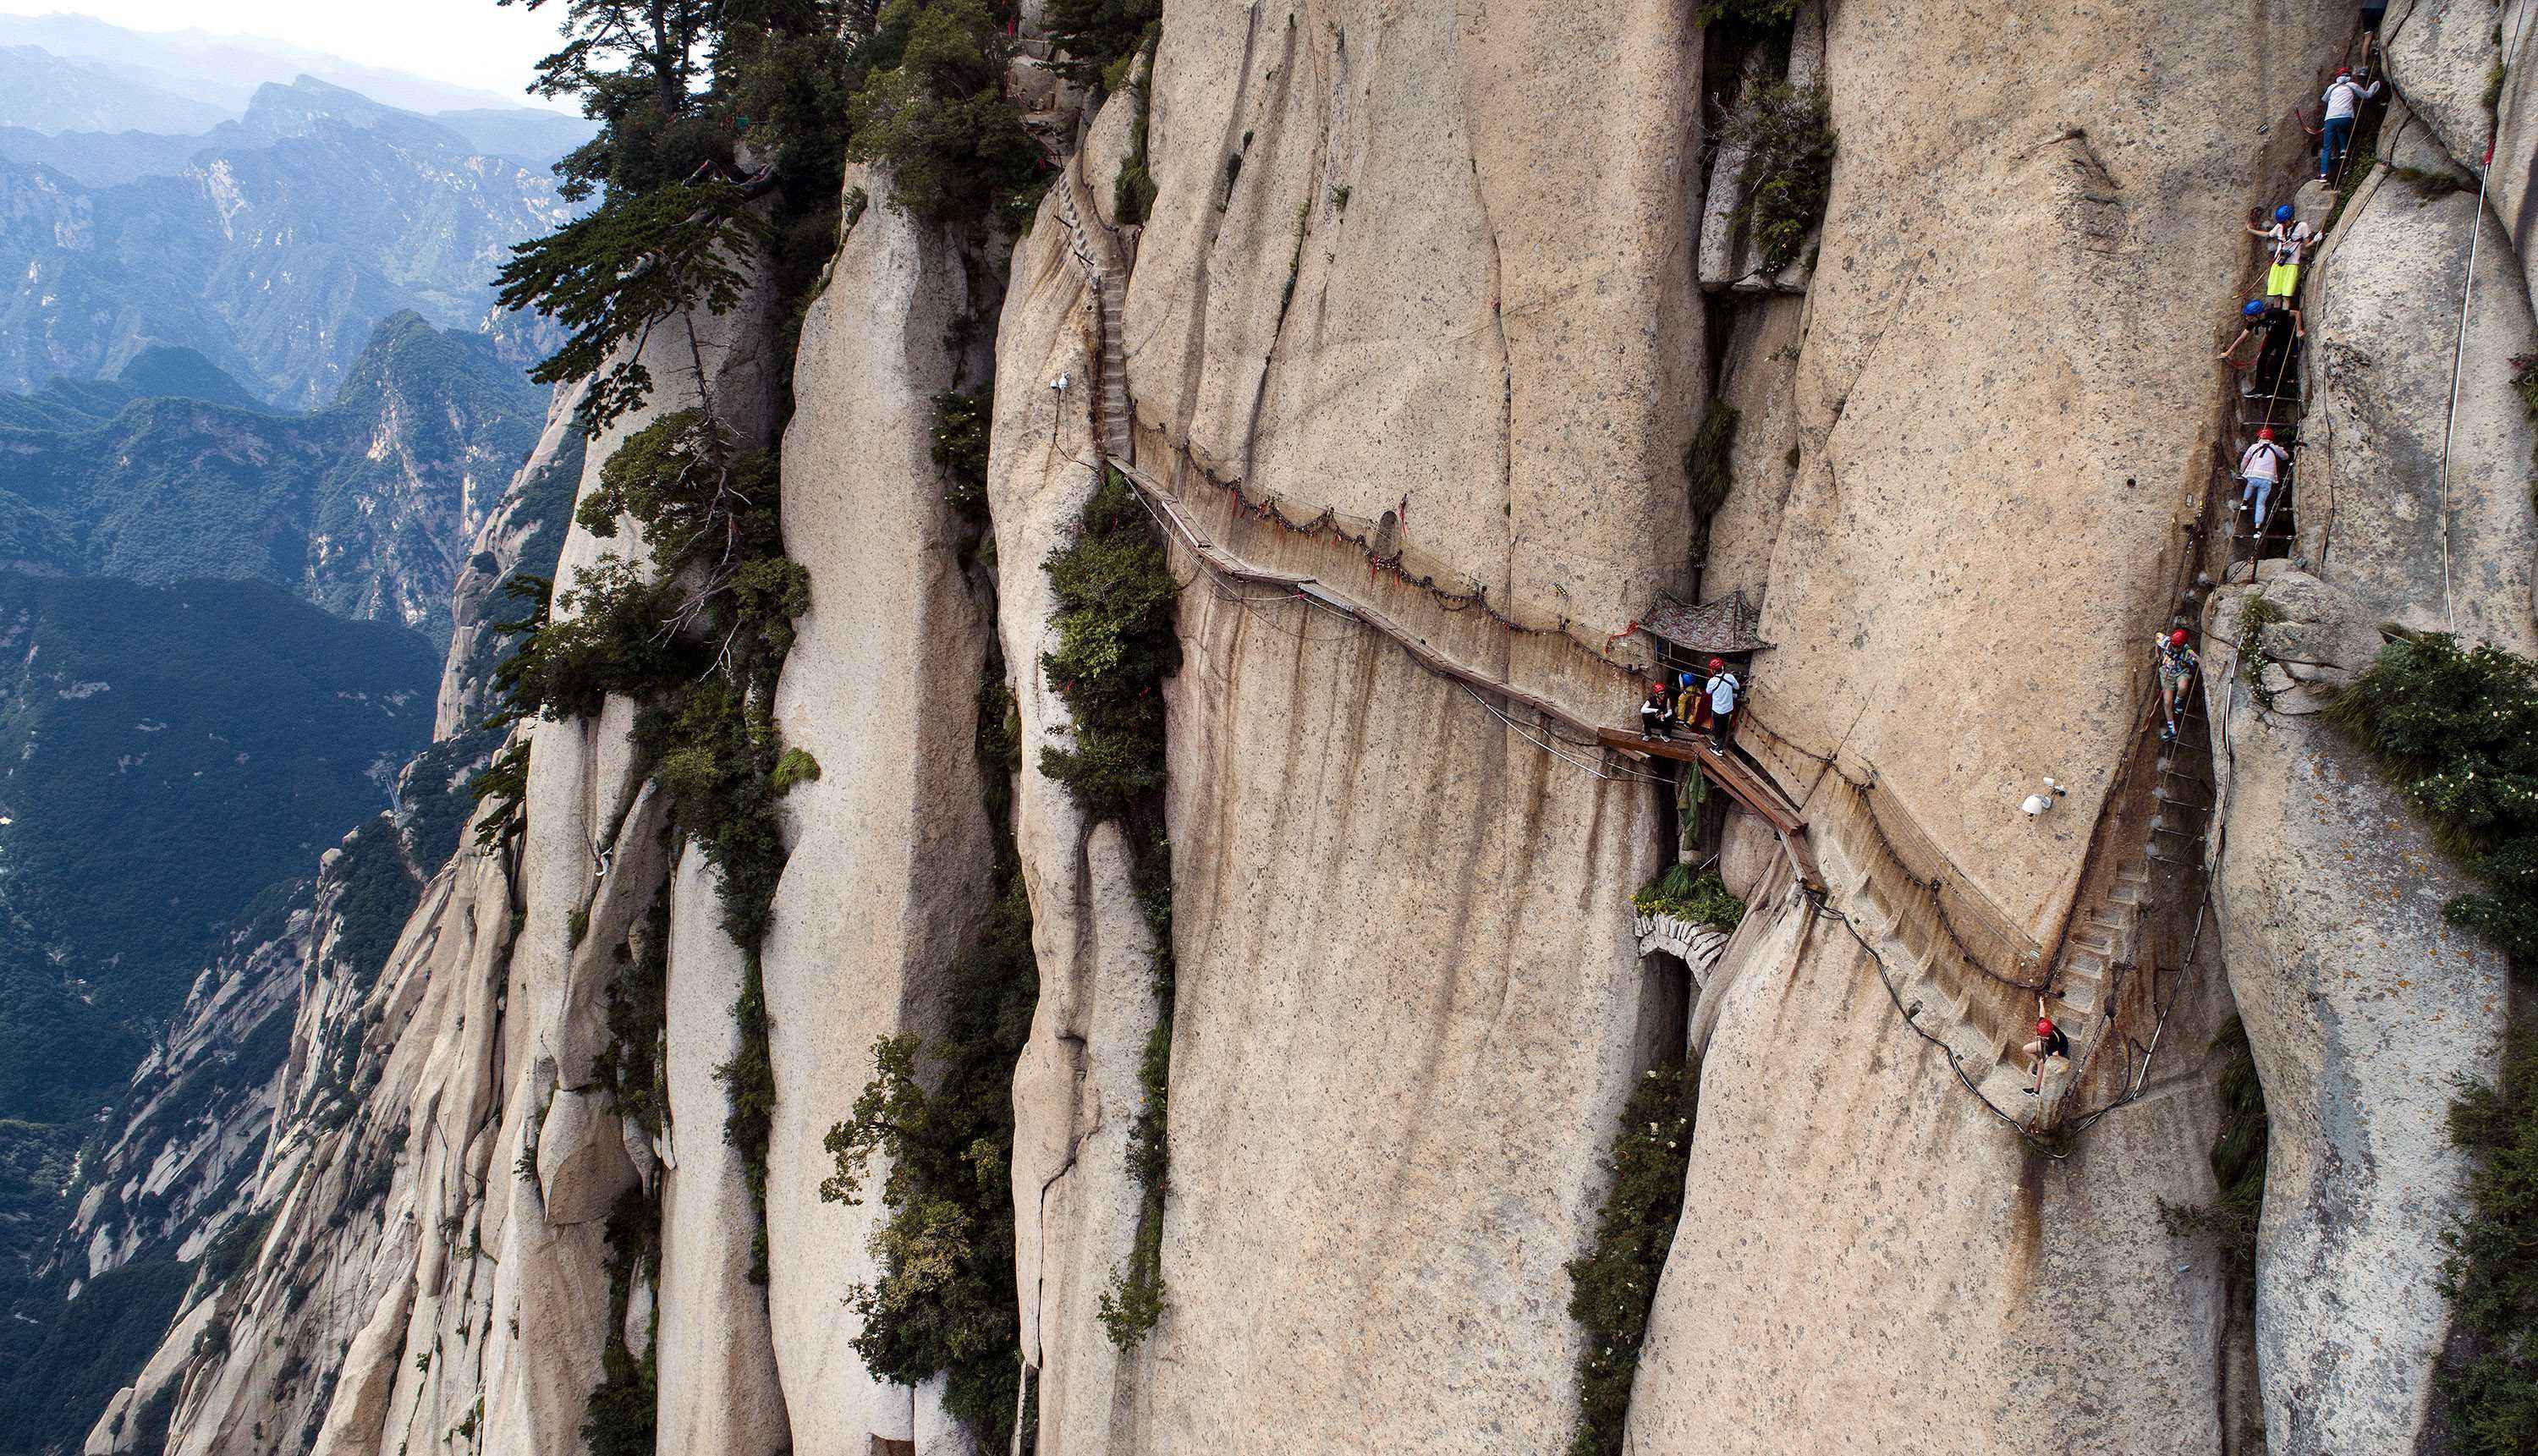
(2023, 1014, 2074, 1096)
(2239, 426, 2291, 541)
(1701, 657, 1741, 751)
(2318, 65, 2383, 181)
(2156, 629, 2201, 743)
(1640, 679, 1677, 740)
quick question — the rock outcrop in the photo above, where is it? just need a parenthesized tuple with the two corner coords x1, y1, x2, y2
(74, 2, 2538, 1453)
(2203, 568, 2509, 1455)
(756, 163, 996, 1455)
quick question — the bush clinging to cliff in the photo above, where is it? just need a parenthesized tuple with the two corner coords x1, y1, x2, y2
(1565, 1060, 1699, 1456)
(2438, 1025, 2538, 1452)
(2326, 634, 2538, 970)
(1717, 80, 1835, 275)
(1041, 470, 1181, 823)
(2156, 1016, 2268, 1278)
(845, 0, 1045, 228)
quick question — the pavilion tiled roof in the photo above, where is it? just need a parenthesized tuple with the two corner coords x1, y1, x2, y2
(1641, 589, 1772, 654)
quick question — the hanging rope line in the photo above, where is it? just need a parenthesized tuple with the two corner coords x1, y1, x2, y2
(1805, 887, 2069, 1158)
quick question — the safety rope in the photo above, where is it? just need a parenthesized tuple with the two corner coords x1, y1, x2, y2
(1805, 887, 2069, 1158)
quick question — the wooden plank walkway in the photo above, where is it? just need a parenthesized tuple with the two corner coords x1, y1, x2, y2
(1599, 729, 1826, 892)
(1052, 146, 1826, 898)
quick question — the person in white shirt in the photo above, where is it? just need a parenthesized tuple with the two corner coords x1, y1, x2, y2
(2319, 67, 2384, 181)
(2239, 426, 2290, 539)
(2249, 203, 2315, 303)
(1701, 657, 1740, 751)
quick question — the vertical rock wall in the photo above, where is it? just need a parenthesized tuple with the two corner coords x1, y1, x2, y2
(2197, 20, 2538, 1448)
(987, 180, 1165, 1455)
(757, 164, 997, 1455)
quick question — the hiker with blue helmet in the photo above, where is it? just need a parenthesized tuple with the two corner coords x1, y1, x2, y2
(2248, 202, 2316, 304)
(2219, 296, 2303, 400)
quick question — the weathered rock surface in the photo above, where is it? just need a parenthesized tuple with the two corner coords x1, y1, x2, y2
(1127, 0, 1705, 706)
(2202, 570, 2511, 1456)
(2303, 104, 2538, 651)
(436, 378, 590, 738)
(658, 846, 792, 1455)
(987, 176, 1163, 1455)
(1749, 0, 2348, 929)
(1628, 838, 2239, 1453)
(755, 163, 998, 1456)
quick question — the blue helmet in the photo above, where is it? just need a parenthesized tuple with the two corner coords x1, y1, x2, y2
(2274, 204, 2295, 223)
(1678, 673, 1695, 689)
(2243, 299, 2266, 317)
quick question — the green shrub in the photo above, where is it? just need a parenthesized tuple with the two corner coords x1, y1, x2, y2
(1565, 1061, 1700, 1456)
(580, 1187, 659, 1456)
(714, 954, 777, 1284)
(821, 880, 1037, 1439)
(1696, 0, 1800, 29)
(931, 387, 992, 517)
(845, 0, 1044, 227)
(1112, 53, 1159, 224)
(2437, 1025, 2538, 1451)
(1683, 401, 1739, 523)
(1043, 0, 1160, 87)
(198, 1208, 275, 1294)
(1717, 81, 1836, 275)
(2326, 635, 2538, 969)
(770, 747, 821, 794)
(591, 888, 672, 1139)
(1039, 471, 1180, 824)
(1632, 865, 1744, 931)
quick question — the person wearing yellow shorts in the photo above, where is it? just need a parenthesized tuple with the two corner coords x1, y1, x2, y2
(2250, 203, 2314, 303)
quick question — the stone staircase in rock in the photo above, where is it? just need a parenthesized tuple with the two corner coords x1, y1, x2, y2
(1049, 143, 1134, 462)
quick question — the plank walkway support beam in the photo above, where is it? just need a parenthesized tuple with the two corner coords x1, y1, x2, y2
(1598, 730, 1827, 893)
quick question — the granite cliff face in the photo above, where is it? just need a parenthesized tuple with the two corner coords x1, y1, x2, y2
(72, 2, 2538, 1453)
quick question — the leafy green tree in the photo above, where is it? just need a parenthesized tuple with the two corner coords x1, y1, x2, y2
(845, 0, 1041, 224)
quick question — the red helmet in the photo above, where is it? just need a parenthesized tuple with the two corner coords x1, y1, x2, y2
(2257, 426, 2275, 441)
(2336, 66, 2353, 78)
(2036, 1017, 2056, 1036)
(2170, 629, 2189, 646)
(1650, 680, 1667, 693)
(1707, 657, 1726, 671)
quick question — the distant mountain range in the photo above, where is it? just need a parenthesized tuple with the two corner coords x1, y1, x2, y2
(0, 44, 230, 135)
(0, 74, 580, 409)
(0, 315, 547, 643)
(0, 11, 570, 118)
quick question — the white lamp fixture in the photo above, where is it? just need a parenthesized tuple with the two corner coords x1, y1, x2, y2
(2020, 777, 2068, 818)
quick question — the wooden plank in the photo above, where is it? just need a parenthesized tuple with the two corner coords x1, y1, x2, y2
(1112, 451, 1827, 893)
(1117, 459, 1602, 739)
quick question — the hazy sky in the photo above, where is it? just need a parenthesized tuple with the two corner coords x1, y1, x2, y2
(1, 1, 569, 105)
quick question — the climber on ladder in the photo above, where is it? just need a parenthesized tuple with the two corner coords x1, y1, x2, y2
(2156, 629, 2201, 744)
(2239, 427, 2291, 542)
(2317, 65, 2384, 182)
(1640, 680, 1678, 740)
(2219, 297, 2304, 401)
(2023, 1014, 2072, 1096)
(2249, 203, 2316, 305)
